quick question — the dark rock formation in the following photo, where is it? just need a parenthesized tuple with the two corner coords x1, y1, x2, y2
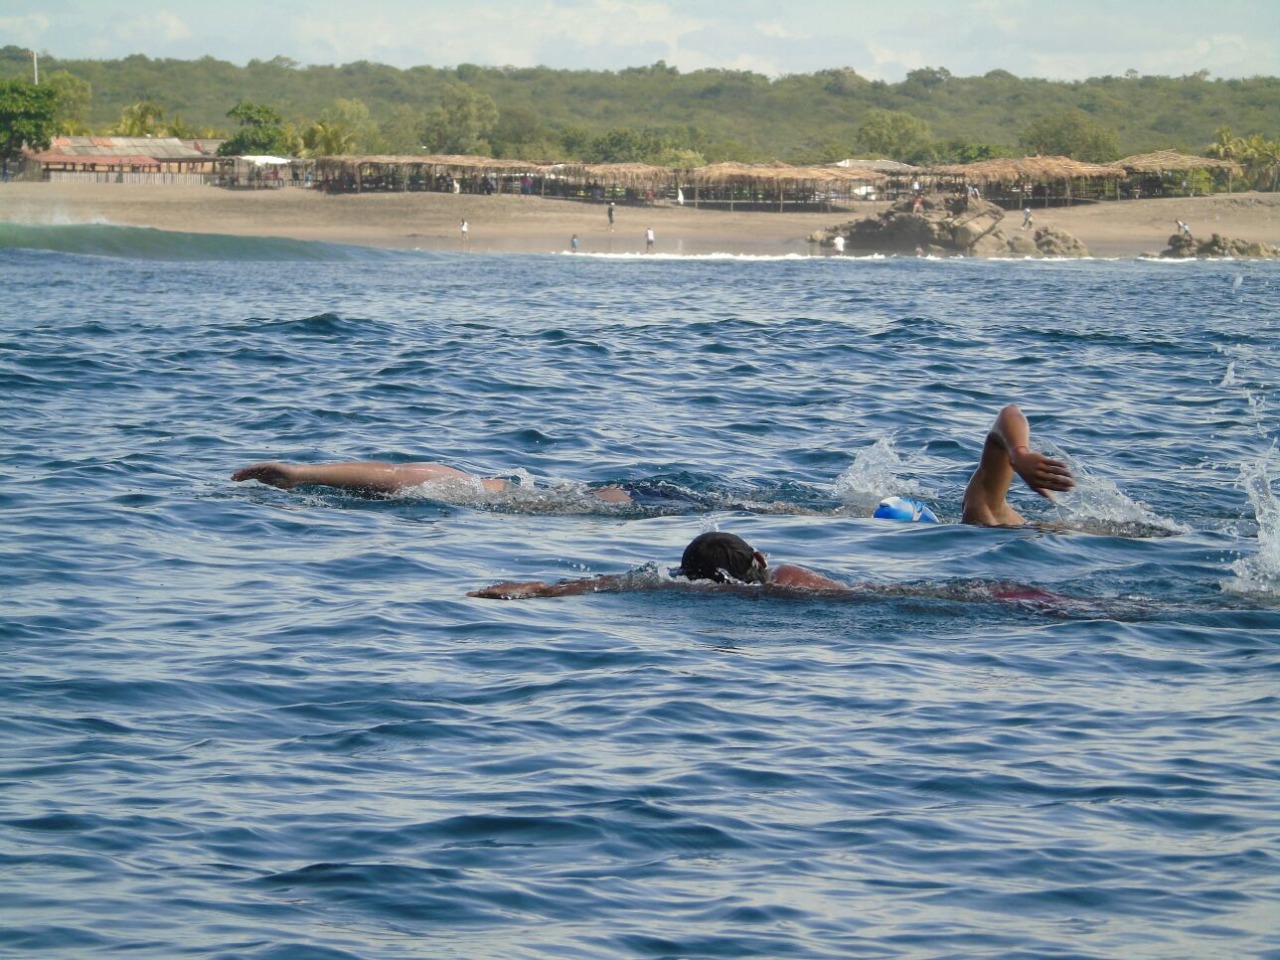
(815, 196, 1090, 258)
(1160, 231, 1280, 259)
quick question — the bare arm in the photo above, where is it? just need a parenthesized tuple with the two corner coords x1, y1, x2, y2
(232, 460, 507, 494)
(768, 563, 852, 592)
(961, 405, 1074, 526)
(468, 574, 629, 600)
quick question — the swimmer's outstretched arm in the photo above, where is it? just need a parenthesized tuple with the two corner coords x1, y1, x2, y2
(962, 405, 1074, 526)
(468, 575, 628, 599)
(232, 460, 505, 494)
(233, 460, 630, 502)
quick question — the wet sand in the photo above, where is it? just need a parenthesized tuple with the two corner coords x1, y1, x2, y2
(3, 181, 1278, 258)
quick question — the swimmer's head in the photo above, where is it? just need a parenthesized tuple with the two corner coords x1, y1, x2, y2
(873, 496, 939, 523)
(678, 532, 767, 584)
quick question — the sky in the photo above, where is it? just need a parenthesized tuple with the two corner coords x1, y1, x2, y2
(9, 0, 1278, 81)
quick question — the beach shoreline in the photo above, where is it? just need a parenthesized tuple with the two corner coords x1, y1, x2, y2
(2, 181, 1278, 258)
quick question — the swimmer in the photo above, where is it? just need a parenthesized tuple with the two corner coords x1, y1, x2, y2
(231, 460, 632, 504)
(961, 405, 1074, 526)
(470, 531, 849, 599)
(469, 530, 1061, 606)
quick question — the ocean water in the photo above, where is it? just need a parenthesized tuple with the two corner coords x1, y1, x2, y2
(2, 223, 1278, 960)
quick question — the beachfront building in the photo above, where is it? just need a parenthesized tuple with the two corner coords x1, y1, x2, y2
(928, 156, 1129, 208)
(28, 136, 221, 184)
(684, 162, 885, 212)
(1116, 150, 1246, 197)
(308, 155, 676, 204)
(306, 156, 883, 212)
(833, 158, 921, 200)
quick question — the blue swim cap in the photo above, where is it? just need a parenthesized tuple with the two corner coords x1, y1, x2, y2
(873, 496, 939, 523)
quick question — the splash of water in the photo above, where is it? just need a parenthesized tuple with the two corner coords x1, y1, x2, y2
(1225, 446, 1280, 595)
(1045, 446, 1187, 536)
(832, 436, 935, 510)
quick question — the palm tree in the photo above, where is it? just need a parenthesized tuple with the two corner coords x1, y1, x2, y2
(1243, 135, 1280, 192)
(1207, 126, 1246, 192)
(114, 100, 166, 137)
(302, 120, 357, 158)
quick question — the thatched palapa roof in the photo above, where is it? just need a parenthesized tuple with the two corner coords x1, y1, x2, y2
(1117, 150, 1243, 177)
(929, 156, 1127, 182)
(689, 161, 885, 185)
(548, 161, 672, 185)
(834, 158, 919, 174)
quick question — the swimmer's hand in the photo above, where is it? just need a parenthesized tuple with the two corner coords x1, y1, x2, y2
(1010, 446, 1075, 500)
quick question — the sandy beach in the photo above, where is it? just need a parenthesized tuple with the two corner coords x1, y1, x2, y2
(3, 180, 1279, 258)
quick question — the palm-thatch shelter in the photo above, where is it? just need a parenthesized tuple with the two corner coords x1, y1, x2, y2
(929, 156, 1128, 208)
(1116, 150, 1245, 195)
(686, 161, 884, 211)
(312, 154, 541, 194)
(542, 162, 675, 202)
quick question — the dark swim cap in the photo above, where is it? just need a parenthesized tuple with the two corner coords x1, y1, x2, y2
(678, 532, 761, 583)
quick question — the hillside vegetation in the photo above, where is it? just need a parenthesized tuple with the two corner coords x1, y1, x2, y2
(4, 47, 1277, 178)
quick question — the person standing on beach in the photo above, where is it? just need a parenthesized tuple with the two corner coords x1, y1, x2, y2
(607, 201, 615, 231)
(571, 233, 579, 252)
(645, 227, 655, 253)
(1021, 207, 1033, 230)
(460, 219, 469, 248)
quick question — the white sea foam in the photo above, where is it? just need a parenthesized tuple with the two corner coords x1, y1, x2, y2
(1225, 446, 1280, 595)
(832, 436, 936, 510)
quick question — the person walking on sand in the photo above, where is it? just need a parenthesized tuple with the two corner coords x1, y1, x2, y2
(460, 219, 469, 248)
(645, 227, 655, 253)
(1021, 207, 1033, 230)
(607, 201, 615, 231)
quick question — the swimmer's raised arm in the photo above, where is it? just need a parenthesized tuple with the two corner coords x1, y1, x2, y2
(962, 405, 1074, 526)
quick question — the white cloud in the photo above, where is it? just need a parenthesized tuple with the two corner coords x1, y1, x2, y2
(20, 0, 1280, 80)
(110, 11, 192, 46)
(754, 21, 810, 41)
(0, 14, 52, 46)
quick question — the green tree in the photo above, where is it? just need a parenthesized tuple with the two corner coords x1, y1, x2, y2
(0, 78, 57, 171)
(1018, 108, 1120, 161)
(380, 103, 427, 155)
(557, 124, 592, 159)
(114, 99, 166, 137)
(489, 103, 545, 159)
(421, 83, 498, 155)
(856, 109, 933, 163)
(44, 70, 92, 134)
(1207, 126, 1248, 191)
(588, 127, 667, 163)
(217, 101, 293, 156)
(302, 119, 357, 156)
(1241, 134, 1280, 191)
(321, 98, 382, 153)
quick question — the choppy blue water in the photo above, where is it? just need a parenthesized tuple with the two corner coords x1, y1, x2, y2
(3, 223, 1279, 960)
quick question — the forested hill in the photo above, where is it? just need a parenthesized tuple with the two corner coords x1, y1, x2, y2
(4, 46, 1277, 166)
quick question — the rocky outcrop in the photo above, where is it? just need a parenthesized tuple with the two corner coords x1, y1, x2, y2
(1160, 231, 1280, 259)
(1002, 226, 1089, 257)
(814, 196, 1090, 258)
